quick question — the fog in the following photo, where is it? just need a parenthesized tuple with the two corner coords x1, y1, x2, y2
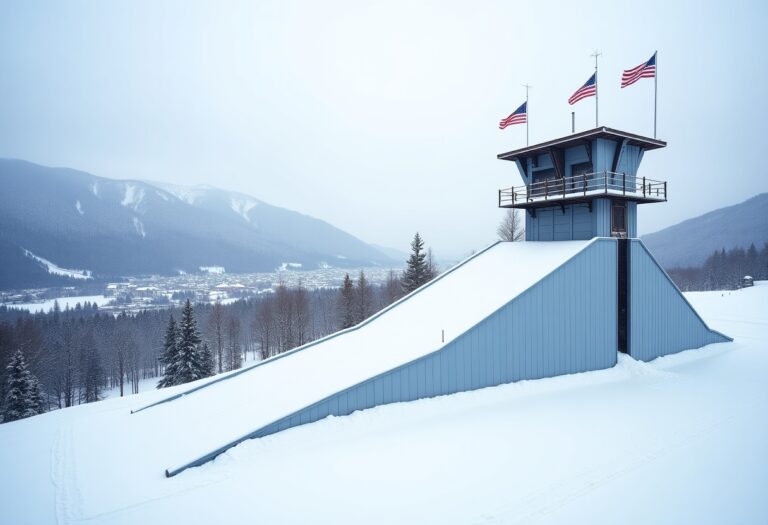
(1, 0, 766, 258)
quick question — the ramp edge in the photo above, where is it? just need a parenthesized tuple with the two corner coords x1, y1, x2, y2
(164, 238, 605, 477)
(131, 241, 504, 414)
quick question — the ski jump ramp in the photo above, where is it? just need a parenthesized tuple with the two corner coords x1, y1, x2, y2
(129, 238, 729, 477)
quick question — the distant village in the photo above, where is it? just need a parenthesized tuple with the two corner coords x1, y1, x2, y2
(0, 264, 403, 315)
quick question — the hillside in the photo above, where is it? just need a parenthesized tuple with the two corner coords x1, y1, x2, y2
(643, 193, 768, 268)
(0, 284, 765, 524)
(0, 159, 393, 289)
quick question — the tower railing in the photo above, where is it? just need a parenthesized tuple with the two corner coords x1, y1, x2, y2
(498, 171, 666, 207)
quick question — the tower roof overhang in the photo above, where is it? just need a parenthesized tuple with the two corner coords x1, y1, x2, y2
(497, 126, 666, 163)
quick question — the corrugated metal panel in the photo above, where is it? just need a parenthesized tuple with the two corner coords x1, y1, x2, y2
(628, 240, 731, 361)
(627, 202, 637, 238)
(573, 205, 592, 239)
(242, 238, 618, 443)
(526, 210, 538, 241)
(553, 207, 572, 240)
(617, 144, 642, 177)
(538, 209, 554, 240)
(592, 198, 611, 237)
(527, 203, 594, 242)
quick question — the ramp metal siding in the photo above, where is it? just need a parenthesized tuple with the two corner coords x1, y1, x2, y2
(171, 240, 619, 473)
(628, 240, 731, 361)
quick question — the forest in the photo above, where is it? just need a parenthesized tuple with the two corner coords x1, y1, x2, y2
(0, 233, 438, 421)
(666, 242, 768, 291)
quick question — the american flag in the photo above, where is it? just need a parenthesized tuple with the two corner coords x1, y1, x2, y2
(621, 52, 656, 88)
(568, 73, 596, 105)
(499, 101, 527, 129)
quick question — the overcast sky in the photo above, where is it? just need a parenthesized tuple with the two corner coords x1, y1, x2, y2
(1, 1, 767, 259)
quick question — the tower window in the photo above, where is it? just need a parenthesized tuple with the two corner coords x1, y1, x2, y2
(611, 202, 627, 237)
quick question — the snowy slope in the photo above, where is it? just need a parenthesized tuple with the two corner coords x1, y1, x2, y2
(0, 282, 766, 525)
(143, 240, 593, 473)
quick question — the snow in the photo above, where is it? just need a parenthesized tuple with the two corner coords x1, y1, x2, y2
(136, 241, 593, 473)
(151, 182, 211, 205)
(0, 277, 766, 525)
(229, 197, 258, 222)
(75, 200, 84, 215)
(199, 266, 226, 274)
(1, 295, 109, 313)
(132, 217, 146, 238)
(89, 182, 99, 197)
(120, 184, 145, 211)
(277, 262, 303, 270)
(23, 249, 93, 280)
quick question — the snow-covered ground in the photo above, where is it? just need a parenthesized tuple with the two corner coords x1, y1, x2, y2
(1, 295, 110, 313)
(23, 250, 93, 280)
(0, 283, 766, 525)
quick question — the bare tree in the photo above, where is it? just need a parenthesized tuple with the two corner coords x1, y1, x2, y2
(426, 248, 439, 280)
(293, 283, 310, 347)
(252, 299, 275, 360)
(382, 269, 402, 307)
(225, 315, 242, 371)
(275, 283, 294, 353)
(497, 209, 525, 242)
(207, 300, 225, 373)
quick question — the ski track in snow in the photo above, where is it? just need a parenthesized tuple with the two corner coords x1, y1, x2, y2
(52, 424, 83, 525)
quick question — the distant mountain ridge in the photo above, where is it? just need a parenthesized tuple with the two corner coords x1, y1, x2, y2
(0, 159, 394, 289)
(642, 193, 768, 268)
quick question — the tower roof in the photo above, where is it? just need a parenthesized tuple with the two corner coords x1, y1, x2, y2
(497, 126, 666, 163)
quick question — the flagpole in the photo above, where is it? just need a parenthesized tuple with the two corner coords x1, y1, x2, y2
(591, 50, 601, 127)
(654, 50, 658, 138)
(523, 83, 531, 146)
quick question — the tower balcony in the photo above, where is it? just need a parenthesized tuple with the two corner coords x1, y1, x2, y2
(498, 171, 666, 210)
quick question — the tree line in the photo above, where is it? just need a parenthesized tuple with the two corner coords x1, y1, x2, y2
(0, 233, 439, 422)
(667, 242, 768, 291)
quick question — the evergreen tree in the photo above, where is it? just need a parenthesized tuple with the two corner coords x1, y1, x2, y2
(339, 273, 356, 329)
(175, 300, 204, 384)
(355, 270, 372, 323)
(79, 331, 103, 403)
(157, 314, 180, 388)
(3, 350, 45, 422)
(401, 232, 429, 293)
(199, 341, 215, 378)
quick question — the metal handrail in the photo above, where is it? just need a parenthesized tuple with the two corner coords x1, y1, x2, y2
(498, 171, 666, 207)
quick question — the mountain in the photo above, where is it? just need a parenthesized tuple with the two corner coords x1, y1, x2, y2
(642, 193, 768, 268)
(0, 159, 393, 289)
(369, 243, 409, 264)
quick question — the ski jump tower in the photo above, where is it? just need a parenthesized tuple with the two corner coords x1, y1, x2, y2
(136, 127, 731, 478)
(497, 126, 730, 358)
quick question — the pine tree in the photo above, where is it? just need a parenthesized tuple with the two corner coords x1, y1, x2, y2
(339, 273, 356, 329)
(175, 300, 204, 384)
(157, 314, 180, 388)
(3, 350, 45, 422)
(79, 331, 103, 403)
(401, 232, 429, 293)
(199, 342, 215, 378)
(355, 270, 372, 323)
